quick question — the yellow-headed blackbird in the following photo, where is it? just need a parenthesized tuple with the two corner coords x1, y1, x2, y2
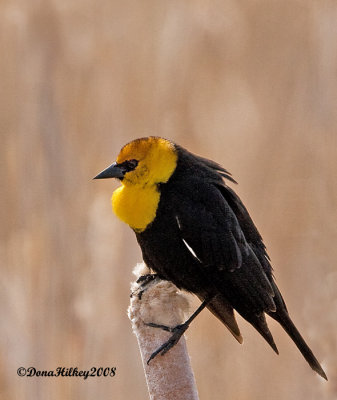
(94, 136, 327, 379)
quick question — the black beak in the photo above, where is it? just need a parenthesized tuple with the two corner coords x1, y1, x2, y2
(93, 162, 124, 180)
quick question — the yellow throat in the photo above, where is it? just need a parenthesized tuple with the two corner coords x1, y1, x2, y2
(111, 137, 178, 232)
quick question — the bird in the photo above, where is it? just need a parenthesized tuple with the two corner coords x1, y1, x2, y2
(94, 136, 327, 379)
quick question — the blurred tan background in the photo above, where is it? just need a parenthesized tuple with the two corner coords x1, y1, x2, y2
(1, 0, 337, 399)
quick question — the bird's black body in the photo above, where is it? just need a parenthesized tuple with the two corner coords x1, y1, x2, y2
(94, 137, 326, 379)
(135, 145, 326, 378)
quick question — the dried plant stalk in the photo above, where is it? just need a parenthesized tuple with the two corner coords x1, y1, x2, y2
(128, 263, 199, 400)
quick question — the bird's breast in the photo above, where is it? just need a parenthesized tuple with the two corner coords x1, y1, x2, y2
(111, 184, 160, 232)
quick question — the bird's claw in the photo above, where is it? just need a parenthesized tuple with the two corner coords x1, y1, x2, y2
(136, 273, 158, 284)
(145, 322, 178, 332)
(146, 322, 189, 364)
(131, 274, 159, 299)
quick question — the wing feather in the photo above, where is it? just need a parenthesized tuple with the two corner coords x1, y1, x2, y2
(172, 178, 276, 314)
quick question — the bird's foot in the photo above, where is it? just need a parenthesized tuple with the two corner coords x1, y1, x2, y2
(145, 321, 189, 364)
(131, 274, 159, 299)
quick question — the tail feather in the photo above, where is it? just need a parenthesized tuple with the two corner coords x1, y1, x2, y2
(268, 281, 327, 380)
(270, 311, 327, 380)
(246, 312, 279, 354)
(199, 293, 243, 344)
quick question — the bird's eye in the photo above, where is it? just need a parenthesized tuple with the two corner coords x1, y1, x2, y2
(120, 159, 138, 173)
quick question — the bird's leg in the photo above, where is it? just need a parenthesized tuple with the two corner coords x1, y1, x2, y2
(146, 296, 213, 364)
(131, 274, 159, 299)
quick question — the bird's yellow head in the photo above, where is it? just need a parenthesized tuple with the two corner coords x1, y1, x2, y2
(95, 136, 178, 186)
(117, 136, 177, 186)
(94, 137, 178, 232)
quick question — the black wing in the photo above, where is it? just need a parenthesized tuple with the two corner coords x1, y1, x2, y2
(168, 177, 279, 351)
(172, 178, 276, 313)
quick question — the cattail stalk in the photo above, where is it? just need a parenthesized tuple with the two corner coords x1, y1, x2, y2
(128, 263, 199, 400)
